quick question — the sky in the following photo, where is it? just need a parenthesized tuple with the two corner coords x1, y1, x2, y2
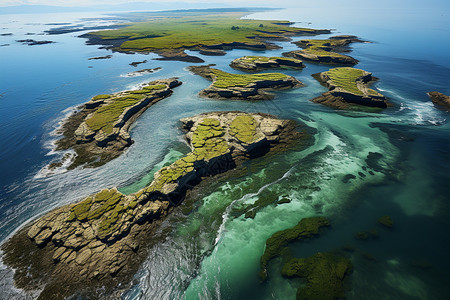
(0, 0, 448, 9)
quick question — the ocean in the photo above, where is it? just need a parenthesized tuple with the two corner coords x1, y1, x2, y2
(0, 5, 449, 299)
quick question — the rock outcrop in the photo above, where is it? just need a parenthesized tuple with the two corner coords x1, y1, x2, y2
(428, 91, 450, 111)
(189, 65, 303, 100)
(53, 78, 181, 170)
(312, 67, 389, 110)
(2, 112, 307, 299)
(282, 35, 366, 65)
(230, 55, 305, 72)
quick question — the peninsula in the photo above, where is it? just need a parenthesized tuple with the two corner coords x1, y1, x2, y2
(2, 112, 309, 299)
(283, 35, 365, 65)
(81, 9, 330, 63)
(189, 65, 303, 100)
(311, 67, 388, 110)
(53, 78, 181, 170)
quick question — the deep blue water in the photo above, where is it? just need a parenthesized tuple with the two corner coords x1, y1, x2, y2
(0, 6, 449, 300)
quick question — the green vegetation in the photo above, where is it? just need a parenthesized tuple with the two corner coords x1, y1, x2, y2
(85, 95, 143, 133)
(87, 11, 327, 53)
(377, 215, 394, 228)
(230, 115, 258, 143)
(295, 38, 351, 58)
(260, 217, 330, 281)
(211, 69, 289, 89)
(240, 56, 300, 63)
(92, 94, 111, 101)
(282, 252, 352, 300)
(85, 84, 168, 134)
(325, 67, 379, 96)
(140, 117, 230, 195)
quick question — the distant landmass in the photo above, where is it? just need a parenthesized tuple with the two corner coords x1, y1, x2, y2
(0, 2, 255, 14)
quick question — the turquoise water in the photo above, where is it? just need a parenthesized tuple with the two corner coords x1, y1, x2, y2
(0, 6, 449, 300)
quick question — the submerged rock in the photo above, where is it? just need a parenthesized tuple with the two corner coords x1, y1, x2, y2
(189, 64, 303, 100)
(259, 216, 330, 281)
(377, 215, 394, 228)
(2, 111, 306, 299)
(312, 67, 389, 110)
(282, 252, 353, 300)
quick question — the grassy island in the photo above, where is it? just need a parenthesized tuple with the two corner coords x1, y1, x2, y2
(53, 78, 181, 170)
(189, 65, 303, 100)
(2, 112, 309, 299)
(283, 35, 365, 65)
(312, 67, 389, 110)
(230, 55, 305, 72)
(81, 9, 330, 62)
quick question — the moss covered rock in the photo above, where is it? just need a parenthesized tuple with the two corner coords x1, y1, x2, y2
(283, 35, 365, 65)
(2, 111, 306, 299)
(189, 65, 303, 100)
(230, 55, 305, 72)
(282, 252, 352, 300)
(52, 77, 182, 171)
(311, 67, 389, 110)
(259, 216, 330, 281)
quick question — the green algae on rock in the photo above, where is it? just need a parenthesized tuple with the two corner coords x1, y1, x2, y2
(189, 65, 303, 100)
(427, 91, 450, 111)
(282, 252, 353, 300)
(377, 215, 394, 228)
(259, 216, 330, 281)
(312, 67, 389, 110)
(1, 111, 306, 299)
(230, 55, 305, 72)
(53, 78, 181, 170)
(283, 35, 365, 65)
(81, 9, 330, 63)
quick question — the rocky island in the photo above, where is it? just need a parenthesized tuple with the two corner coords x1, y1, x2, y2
(189, 65, 303, 100)
(52, 78, 181, 170)
(427, 91, 450, 111)
(230, 56, 305, 72)
(80, 9, 330, 63)
(283, 35, 365, 65)
(311, 67, 389, 110)
(1, 111, 309, 299)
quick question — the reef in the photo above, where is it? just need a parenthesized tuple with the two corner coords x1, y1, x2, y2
(88, 55, 112, 60)
(259, 216, 330, 281)
(16, 39, 55, 46)
(312, 67, 389, 110)
(1, 111, 306, 299)
(230, 56, 305, 72)
(129, 59, 147, 67)
(80, 9, 330, 63)
(282, 35, 365, 65)
(123, 67, 161, 77)
(189, 65, 303, 100)
(282, 252, 353, 300)
(377, 215, 394, 228)
(427, 91, 450, 111)
(52, 78, 181, 170)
